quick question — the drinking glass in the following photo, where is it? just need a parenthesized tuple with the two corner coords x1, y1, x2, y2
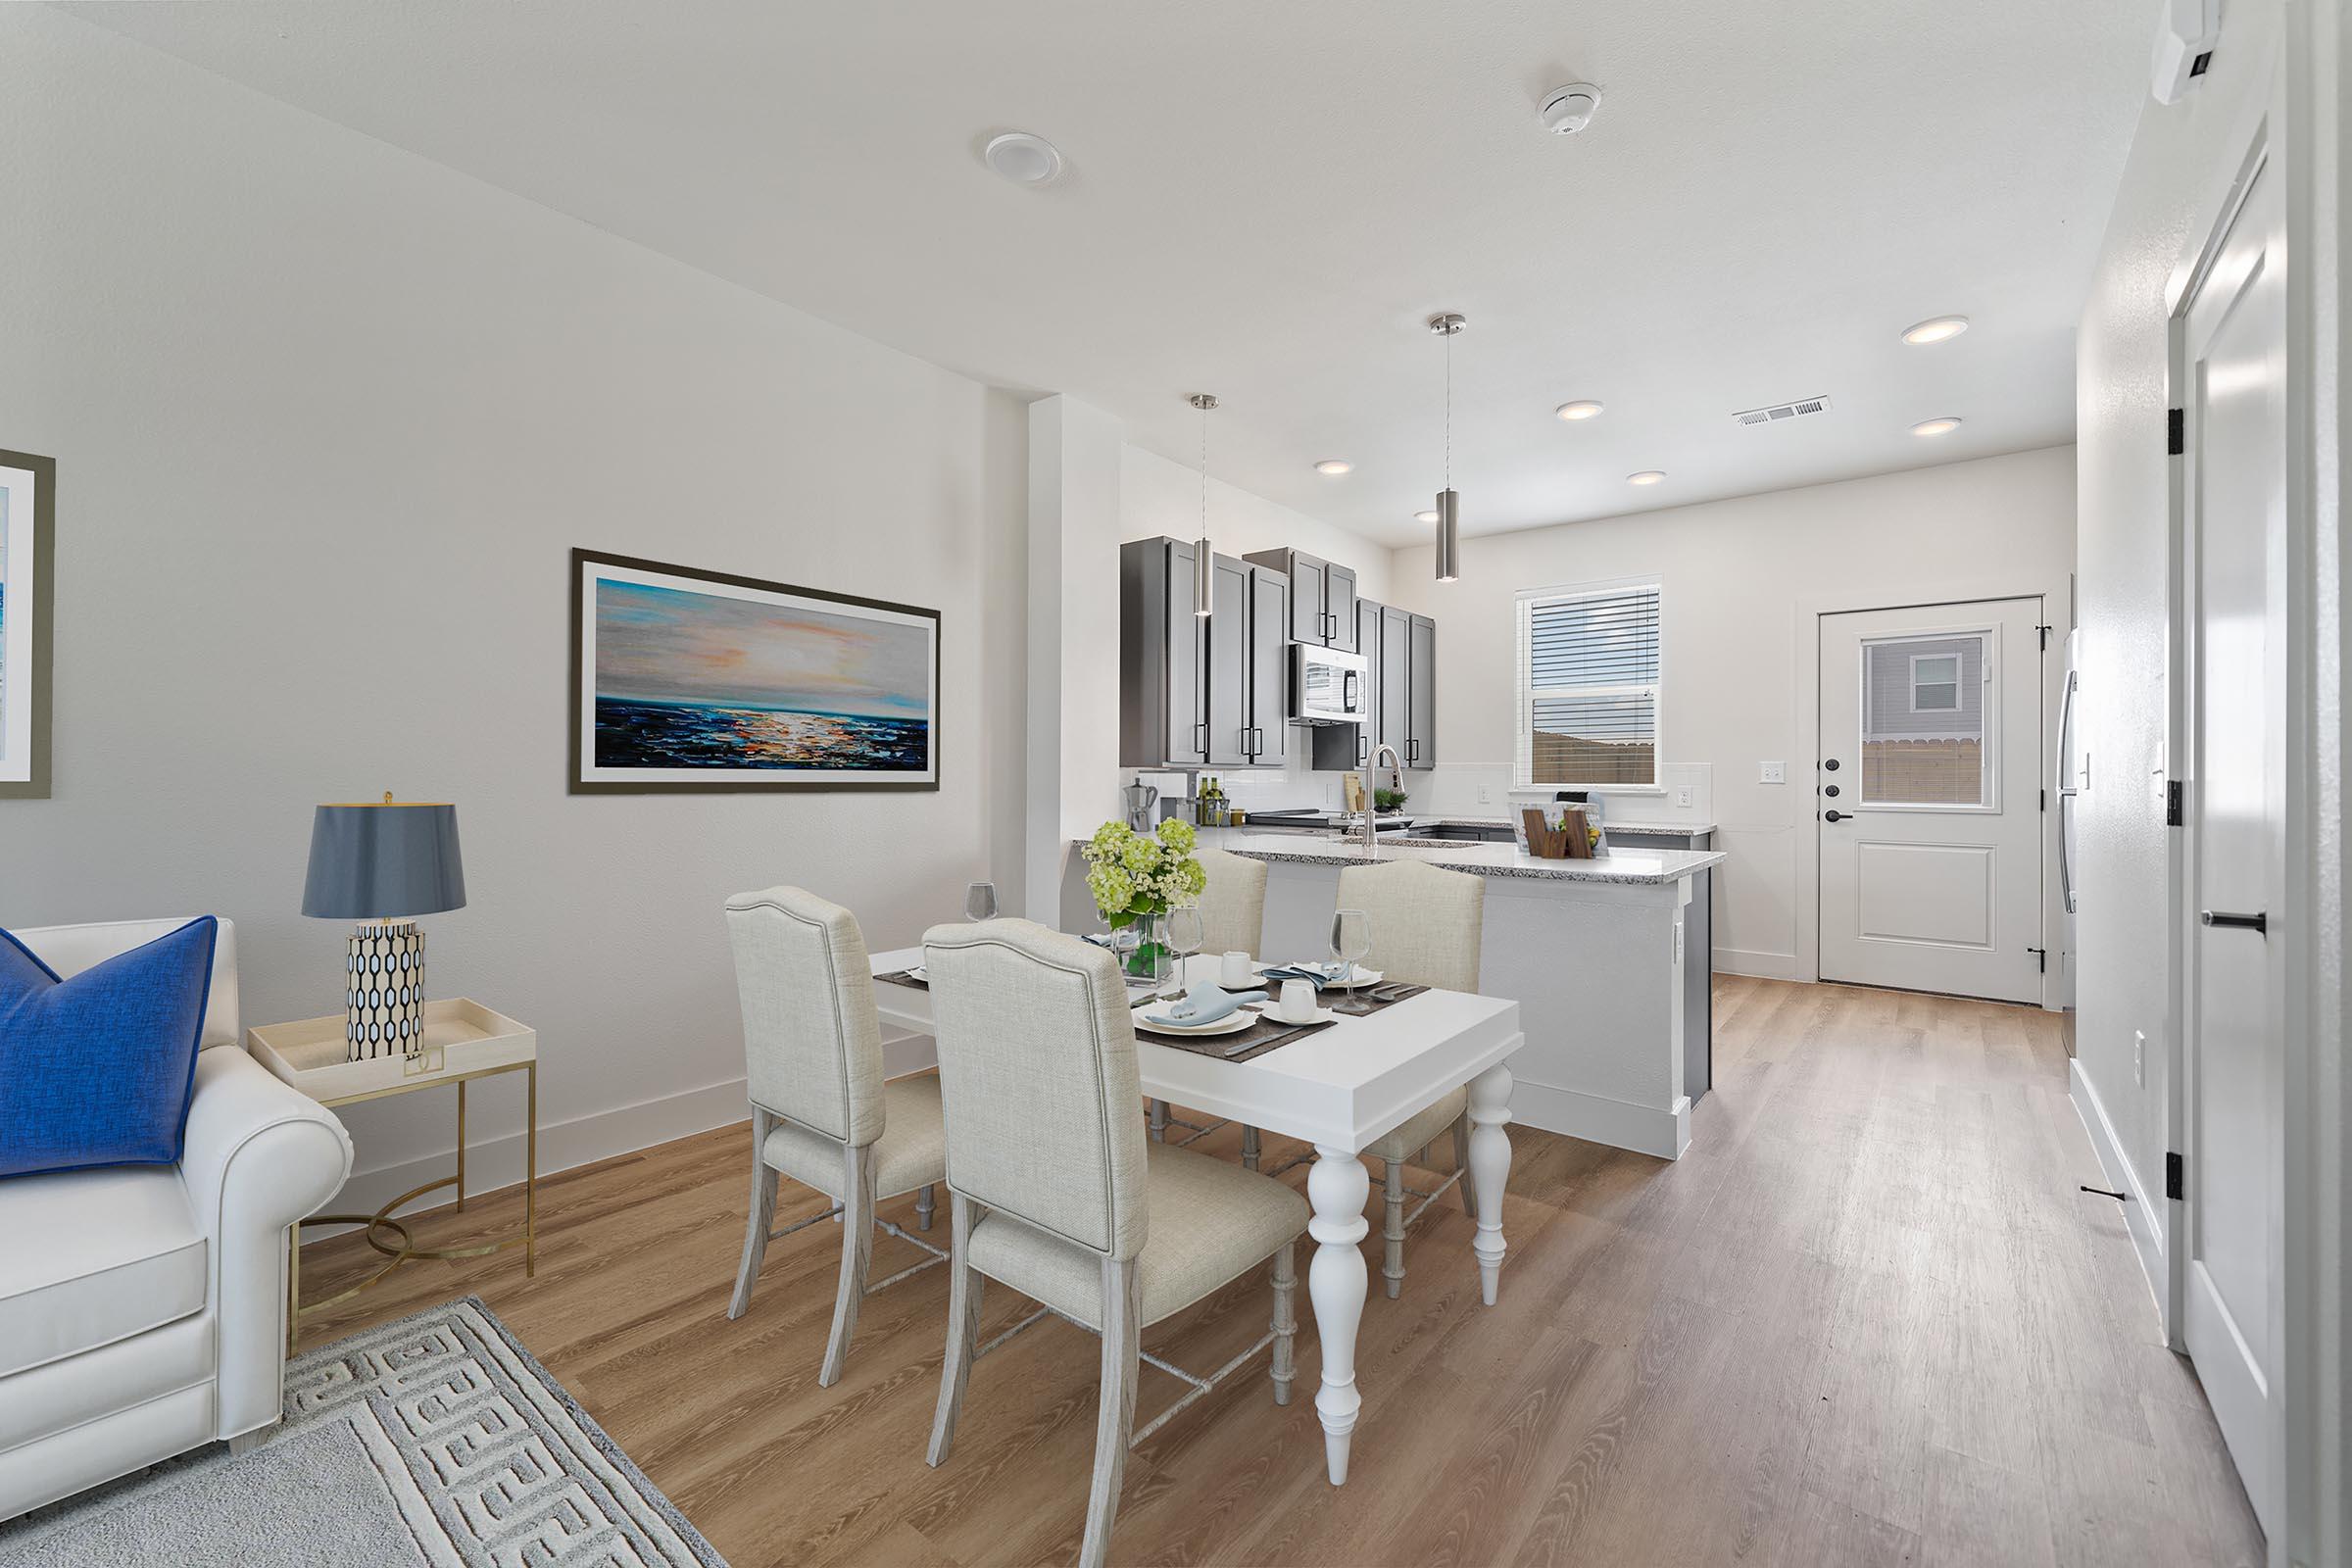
(1330, 908, 1373, 1014)
(1164, 906, 1204, 1000)
(964, 881, 999, 922)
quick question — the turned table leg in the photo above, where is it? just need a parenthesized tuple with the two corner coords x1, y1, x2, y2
(1306, 1146, 1370, 1485)
(1467, 1064, 1514, 1305)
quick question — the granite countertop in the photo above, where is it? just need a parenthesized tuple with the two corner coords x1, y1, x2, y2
(1181, 828, 1727, 885)
(1410, 814, 1718, 838)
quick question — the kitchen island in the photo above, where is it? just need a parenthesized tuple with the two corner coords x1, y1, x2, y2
(1061, 828, 1724, 1158)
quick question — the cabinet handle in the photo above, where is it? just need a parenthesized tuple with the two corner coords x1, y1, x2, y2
(1194, 722, 1206, 758)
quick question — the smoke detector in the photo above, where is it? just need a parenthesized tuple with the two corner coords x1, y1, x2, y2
(1540, 82, 1601, 134)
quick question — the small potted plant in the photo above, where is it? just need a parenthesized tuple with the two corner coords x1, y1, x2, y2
(1081, 818, 1205, 978)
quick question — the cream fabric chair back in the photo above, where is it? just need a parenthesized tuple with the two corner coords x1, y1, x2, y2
(1333, 859, 1484, 993)
(724, 887, 888, 1147)
(921, 918, 1150, 1261)
(1194, 848, 1268, 958)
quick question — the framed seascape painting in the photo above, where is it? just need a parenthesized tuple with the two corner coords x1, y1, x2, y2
(0, 450, 55, 801)
(569, 550, 940, 793)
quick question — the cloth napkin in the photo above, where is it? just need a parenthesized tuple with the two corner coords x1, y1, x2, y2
(1257, 960, 1356, 991)
(1143, 980, 1243, 1027)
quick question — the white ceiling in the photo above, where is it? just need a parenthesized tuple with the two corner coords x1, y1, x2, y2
(67, 1, 2150, 548)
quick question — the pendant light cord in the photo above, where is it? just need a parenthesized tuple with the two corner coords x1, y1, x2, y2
(1444, 329, 1452, 488)
(1200, 401, 1209, 529)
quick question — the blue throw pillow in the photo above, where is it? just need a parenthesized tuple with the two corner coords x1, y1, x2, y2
(0, 917, 220, 1178)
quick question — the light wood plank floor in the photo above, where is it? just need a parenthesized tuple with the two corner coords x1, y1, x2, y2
(297, 977, 2264, 1566)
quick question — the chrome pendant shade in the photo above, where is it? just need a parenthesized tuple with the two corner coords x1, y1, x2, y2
(1434, 488, 1460, 582)
(1189, 392, 1217, 617)
(1430, 312, 1465, 582)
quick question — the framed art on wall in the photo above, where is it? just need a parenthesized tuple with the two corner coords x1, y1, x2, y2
(568, 549, 941, 794)
(0, 450, 55, 801)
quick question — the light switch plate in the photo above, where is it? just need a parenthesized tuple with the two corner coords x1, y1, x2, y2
(1760, 761, 1786, 784)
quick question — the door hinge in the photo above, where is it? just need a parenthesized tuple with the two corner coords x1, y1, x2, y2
(2166, 1151, 2184, 1200)
(2166, 779, 2184, 827)
(2027, 946, 2047, 973)
(2167, 407, 2185, 456)
(2040, 787, 2047, 811)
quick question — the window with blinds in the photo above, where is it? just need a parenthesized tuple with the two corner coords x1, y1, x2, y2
(1515, 580, 1662, 788)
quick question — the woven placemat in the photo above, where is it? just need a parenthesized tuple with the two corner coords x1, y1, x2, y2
(1137, 983, 1428, 1063)
(875, 969, 927, 990)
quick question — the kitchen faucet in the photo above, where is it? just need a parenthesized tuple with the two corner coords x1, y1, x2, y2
(1361, 744, 1404, 858)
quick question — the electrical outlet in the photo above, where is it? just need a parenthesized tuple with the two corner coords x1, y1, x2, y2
(1477, 783, 1492, 804)
(1760, 760, 1786, 784)
(2134, 1029, 2146, 1086)
(1675, 786, 1693, 808)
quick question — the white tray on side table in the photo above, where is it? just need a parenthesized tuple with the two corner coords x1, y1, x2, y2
(247, 998, 534, 1107)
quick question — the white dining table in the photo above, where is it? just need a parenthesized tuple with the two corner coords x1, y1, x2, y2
(866, 947, 1524, 1487)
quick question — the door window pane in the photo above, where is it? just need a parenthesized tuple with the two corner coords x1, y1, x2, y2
(1863, 634, 1986, 805)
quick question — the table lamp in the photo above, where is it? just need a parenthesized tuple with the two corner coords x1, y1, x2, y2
(303, 793, 466, 1062)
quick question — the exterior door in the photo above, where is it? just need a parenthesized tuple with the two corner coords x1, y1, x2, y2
(1817, 598, 2044, 1003)
(2178, 157, 2285, 1542)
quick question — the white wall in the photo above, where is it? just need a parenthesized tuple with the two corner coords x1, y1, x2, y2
(1387, 446, 2077, 978)
(0, 9, 1028, 1211)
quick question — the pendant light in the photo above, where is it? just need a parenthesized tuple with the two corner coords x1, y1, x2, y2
(1429, 313, 1464, 582)
(1189, 393, 1217, 616)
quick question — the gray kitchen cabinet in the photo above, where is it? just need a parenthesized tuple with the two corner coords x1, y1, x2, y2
(1246, 564, 1288, 767)
(1245, 547, 1357, 651)
(1608, 826, 1715, 1101)
(1120, 537, 1292, 771)
(1378, 606, 1411, 761)
(1406, 613, 1436, 769)
(1203, 553, 1251, 766)
(1312, 596, 1386, 769)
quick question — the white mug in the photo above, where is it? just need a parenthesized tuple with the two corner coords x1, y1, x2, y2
(1220, 950, 1253, 989)
(1276, 978, 1319, 1023)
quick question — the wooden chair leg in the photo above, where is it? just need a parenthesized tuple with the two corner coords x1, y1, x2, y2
(728, 1109, 778, 1321)
(1270, 1240, 1297, 1405)
(1382, 1158, 1406, 1299)
(1241, 1126, 1262, 1171)
(928, 1194, 982, 1467)
(1079, 1259, 1143, 1568)
(1452, 1113, 1476, 1215)
(819, 1144, 876, 1388)
(916, 1182, 937, 1232)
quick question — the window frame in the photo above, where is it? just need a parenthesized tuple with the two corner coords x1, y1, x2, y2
(1513, 575, 1664, 794)
(1908, 652, 1962, 713)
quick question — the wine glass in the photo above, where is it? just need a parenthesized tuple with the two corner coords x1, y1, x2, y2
(964, 881, 999, 922)
(1330, 908, 1373, 1014)
(1163, 906, 1204, 1001)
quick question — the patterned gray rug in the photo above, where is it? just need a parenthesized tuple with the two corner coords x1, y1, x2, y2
(0, 1296, 725, 1567)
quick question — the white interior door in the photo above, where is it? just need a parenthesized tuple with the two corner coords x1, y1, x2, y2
(1817, 599, 2044, 1003)
(2178, 155, 2285, 1543)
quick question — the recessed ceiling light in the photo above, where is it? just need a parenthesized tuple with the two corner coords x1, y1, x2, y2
(983, 131, 1063, 186)
(1314, 460, 1353, 476)
(1628, 470, 1666, 486)
(1555, 400, 1604, 421)
(1901, 315, 1970, 345)
(1912, 416, 1963, 436)
(1414, 510, 1440, 523)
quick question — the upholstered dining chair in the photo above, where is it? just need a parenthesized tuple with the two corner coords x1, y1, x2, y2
(1149, 847, 1270, 1152)
(1335, 858, 1486, 1298)
(723, 886, 947, 1387)
(920, 918, 1307, 1568)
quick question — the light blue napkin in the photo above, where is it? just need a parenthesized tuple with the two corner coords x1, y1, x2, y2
(1257, 960, 1353, 991)
(1143, 980, 1243, 1028)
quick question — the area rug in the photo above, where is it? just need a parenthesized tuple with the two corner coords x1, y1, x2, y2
(0, 1296, 726, 1567)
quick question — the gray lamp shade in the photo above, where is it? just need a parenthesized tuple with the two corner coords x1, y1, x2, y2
(302, 802, 466, 920)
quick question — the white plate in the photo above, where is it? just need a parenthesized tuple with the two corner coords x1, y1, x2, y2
(1131, 1003, 1255, 1037)
(1259, 1005, 1339, 1028)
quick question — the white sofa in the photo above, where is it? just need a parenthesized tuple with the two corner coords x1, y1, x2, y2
(0, 917, 353, 1520)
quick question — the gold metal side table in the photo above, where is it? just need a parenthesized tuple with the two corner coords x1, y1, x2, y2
(247, 999, 538, 1354)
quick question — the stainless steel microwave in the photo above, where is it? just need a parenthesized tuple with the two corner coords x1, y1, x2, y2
(1290, 643, 1368, 725)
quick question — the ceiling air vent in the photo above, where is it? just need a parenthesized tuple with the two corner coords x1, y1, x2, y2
(1734, 395, 1833, 427)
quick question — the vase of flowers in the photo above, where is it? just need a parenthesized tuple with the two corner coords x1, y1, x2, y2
(1082, 817, 1205, 979)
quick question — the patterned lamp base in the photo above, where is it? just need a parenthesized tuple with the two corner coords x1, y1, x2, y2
(346, 920, 427, 1062)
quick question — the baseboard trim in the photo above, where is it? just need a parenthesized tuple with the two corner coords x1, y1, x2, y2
(1508, 1078, 1690, 1160)
(2068, 1057, 2167, 1327)
(1713, 948, 1807, 982)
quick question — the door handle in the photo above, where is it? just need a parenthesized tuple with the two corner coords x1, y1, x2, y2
(1823, 809, 1853, 822)
(2200, 909, 2269, 935)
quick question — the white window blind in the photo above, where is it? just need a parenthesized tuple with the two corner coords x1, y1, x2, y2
(1515, 580, 1662, 788)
